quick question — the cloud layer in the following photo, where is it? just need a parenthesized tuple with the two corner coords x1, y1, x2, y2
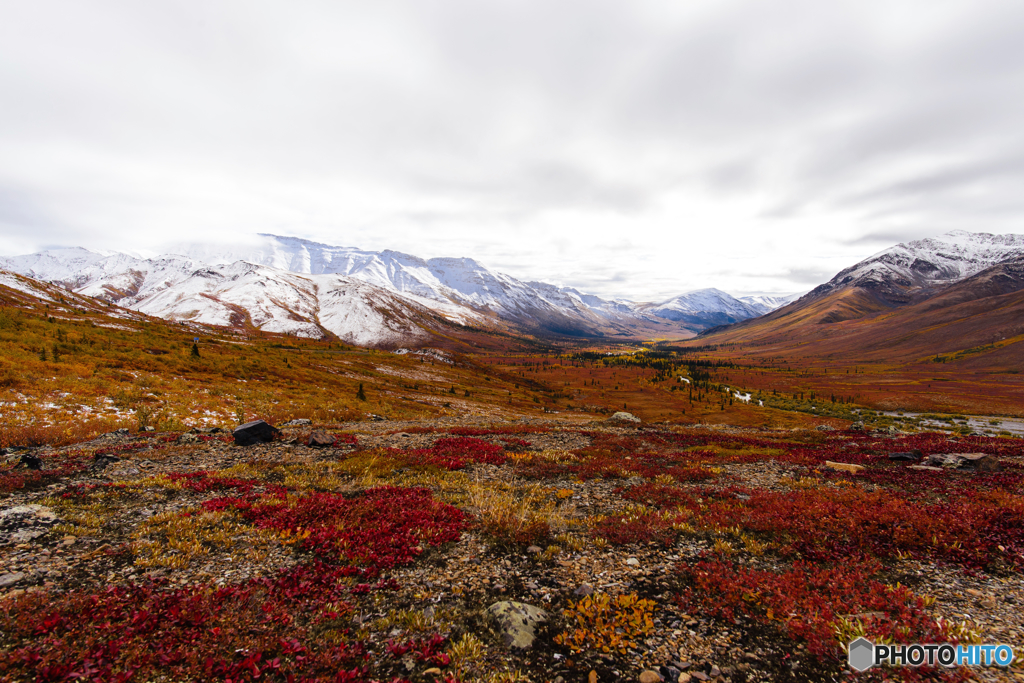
(1, 0, 1022, 300)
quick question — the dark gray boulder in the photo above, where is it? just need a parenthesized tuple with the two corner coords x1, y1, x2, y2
(233, 420, 280, 446)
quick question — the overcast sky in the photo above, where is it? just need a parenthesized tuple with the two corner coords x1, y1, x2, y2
(2, 1, 1023, 301)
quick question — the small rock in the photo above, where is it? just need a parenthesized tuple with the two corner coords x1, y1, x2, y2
(926, 453, 1000, 472)
(626, 557, 640, 566)
(824, 461, 865, 474)
(660, 666, 680, 681)
(690, 673, 709, 682)
(177, 432, 200, 444)
(19, 454, 42, 470)
(0, 572, 25, 588)
(281, 418, 312, 427)
(307, 431, 336, 448)
(815, 425, 834, 431)
(677, 675, 692, 683)
(423, 668, 442, 675)
(487, 601, 548, 649)
(909, 465, 944, 472)
(526, 545, 543, 554)
(709, 666, 721, 678)
(232, 420, 280, 446)
(639, 671, 662, 683)
(574, 583, 594, 596)
(888, 450, 922, 461)
(589, 671, 598, 683)
(92, 453, 120, 470)
(957, 453, 1000, 472)
(606, 411, 641, 424)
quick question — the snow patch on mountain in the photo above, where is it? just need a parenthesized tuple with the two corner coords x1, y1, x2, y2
(644, 288, 761, 323)
(738, 293, 804, 315)
(816, 230, 1024, 300)
(134, 261, 431, 346)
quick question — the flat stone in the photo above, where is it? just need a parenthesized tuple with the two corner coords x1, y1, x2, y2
(281, 418, 312, 427)
(909, 465, 944, 471)
(639, 671, 663, 683)
(957, 453, 1000, 472)
(607, 411, 641, 424)
(0, 572, 25, 588)
(487, 601, 548, 649)
(307, 431, 335, 447)
(926, 453, 1000, 472)
(0, 504, 56, 520)
(824, 461, 865, 474)
(626, 557, 640, 566)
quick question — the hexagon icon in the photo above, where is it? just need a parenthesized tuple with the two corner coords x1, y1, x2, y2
(848, 637, 875, 672)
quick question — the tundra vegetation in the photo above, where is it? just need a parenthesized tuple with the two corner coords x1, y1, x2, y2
(0, 281, 1022, 682)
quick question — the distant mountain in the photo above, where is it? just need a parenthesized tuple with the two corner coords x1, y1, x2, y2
(1, 235, 777, 343)
(640, 288, 762, 327)
(808, 230, 1024, 311)
(697, 231, 1024, 371)
(738, 293, 803, 315)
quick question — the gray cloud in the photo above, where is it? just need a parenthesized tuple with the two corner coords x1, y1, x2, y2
(1, 0, 1023, 299)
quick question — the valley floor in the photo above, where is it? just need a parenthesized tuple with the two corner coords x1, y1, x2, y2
(0, 416, 1021, 682)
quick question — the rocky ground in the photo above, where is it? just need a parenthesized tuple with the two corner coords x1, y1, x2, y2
(0, 416, 1021, 683)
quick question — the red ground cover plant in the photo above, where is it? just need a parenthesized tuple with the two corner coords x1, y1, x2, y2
(512, 457, 571, 480)
(621, 481, 1024, 569)
(396, 436, 508, 470)
(0, 486, 468, 682)
(591, 511, 677, 547)
(204, 486, 468, 574)
(168, 470, 272, 495)
(0, 448, 93, 493)
(678, 558, 956, 664)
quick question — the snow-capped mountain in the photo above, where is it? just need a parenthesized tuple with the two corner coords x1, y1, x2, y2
(133, 262, 437, 347)
(808, 230, 1024, 304)
(169, 234, 647, 332)
(0, 234, 778, 343)
(640, 288, 763, 327)
(738, 293, 803, 315)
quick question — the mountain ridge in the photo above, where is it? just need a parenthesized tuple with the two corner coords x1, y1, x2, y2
(1, 235, 791, 343)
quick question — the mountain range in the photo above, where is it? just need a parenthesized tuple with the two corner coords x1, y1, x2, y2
(699, 229, 1024, 369)
(0, 235, 794, 345)
(3, 230, 1020, 351)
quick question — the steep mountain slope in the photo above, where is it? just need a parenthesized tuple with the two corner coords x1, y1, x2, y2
(696, 234, 1024, 369)
(168, 235, 646, 334)
(132, 262, 446, 347)
(2, 236, 774, 339)
(808, 230, 1024, 309)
